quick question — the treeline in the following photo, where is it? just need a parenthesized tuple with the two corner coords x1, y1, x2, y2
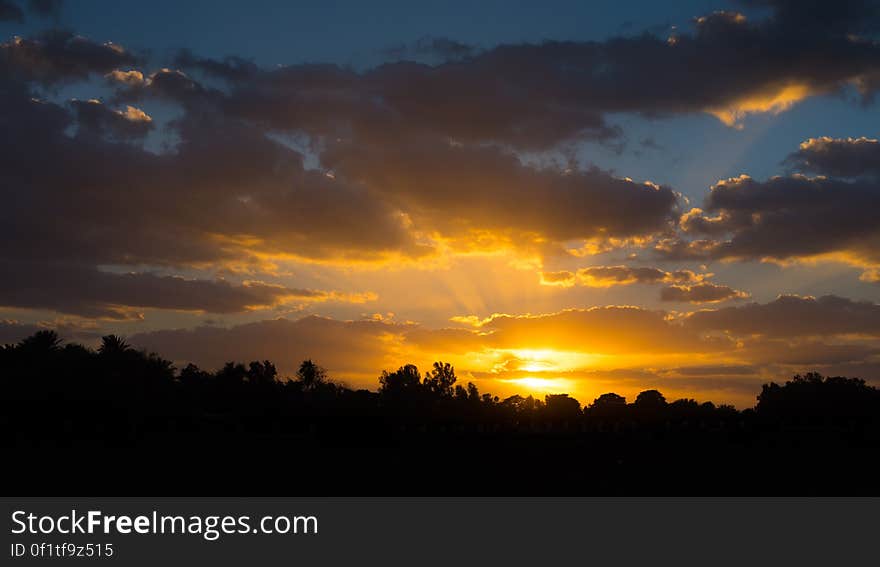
(2, 331, 880, 494)
(2, 330, 878, 428)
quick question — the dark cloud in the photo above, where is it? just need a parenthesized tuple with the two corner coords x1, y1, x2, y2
(0, 1, 23, 22)
(133, 63, 647, 248)
(203, 55, 616, 150)
(575, 265, 705, 287)
(0, 319, 102, 345)
(739, 0, 880, 35)
(0, 261, 368, 319)
(739, 338, 880, 365)
(0, 79, 418, 318)
(539, 265, 713, 288)
(786, 136, 880, 178)
(0, 28, 419, 320)
(109, 68, 223, 110)
(639, 137, 663, 151)
(0, 93, 419, 265)
(70, 98, 153, 140)
(685, 294, 880, 337)
(660, 282, 749, 303)
(0, 320, 41, 344)
(1, 30, 139, 83)
(382, 37, 477, 63)
(5, 1, 880, 323)
(811, 360, 880, 383)
(27, 0, 62, 19)
(665, 174, 880, 273)
(670, 364, 757, 376)
(321, 139, 679, 244)
(169, 5, 880, 149)
(173, 49, 258, 82)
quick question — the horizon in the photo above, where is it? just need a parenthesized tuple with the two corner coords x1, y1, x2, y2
(2, 0, 880, 408)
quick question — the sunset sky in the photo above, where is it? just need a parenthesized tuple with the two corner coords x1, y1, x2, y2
(3, 0, 880, 406)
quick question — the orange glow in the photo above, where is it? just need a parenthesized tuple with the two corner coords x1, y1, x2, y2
(497, 348, 598, 373)
(501, 376, 577, 394)
(707, 83, 813, 127)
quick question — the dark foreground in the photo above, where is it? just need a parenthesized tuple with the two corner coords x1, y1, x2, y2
(8, 423, 879, 495)
(2, 332, 879, 494)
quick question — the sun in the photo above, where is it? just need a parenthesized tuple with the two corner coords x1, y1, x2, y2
(486, 348, 602, 396)
(503, 348, 598, 373)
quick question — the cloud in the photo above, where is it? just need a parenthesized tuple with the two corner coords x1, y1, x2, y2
(860, 268, 880, 283)
(572, 265, 706, 287)
(684, 294, 880, 337)
(669, 364, 757, 376)
(639, 137, 664, 151)
(441, 307, 719, 354)
(0, 320, 42, 343)
(538, 266, 746, 303)
(737, 337, 880, 365)
(104, 68, 145, 87)
(786, 136, 880, 178)
(123, 297, 880, 405)
(738, 0, 880, 35)
(539, 270, 577, 287)
(0, 261, 375, 319)
(173, 49, 258, 82)
(27, 0, 61, 19)
(660, 282, 750, 303)
(0, 94, 421, 265)
(70, 98, 153, 140)
(0, 1, 23, 22)
(1, 30, 139, 83)
(132, 316, 407, 380)
(382, 37, 477, 63)
(169, 4, 880, 149)
(321, 139, 679, 246)
(0, 85, 421, 317)
(664, 173, 880, 277)
(4, 3, 880, 325)
(131, 307, 724, 394)
(660, 136, 880, 280)
(120, 68, 215, 106)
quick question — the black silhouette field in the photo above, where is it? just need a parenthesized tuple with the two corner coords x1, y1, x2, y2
(2, 331, 878, 495)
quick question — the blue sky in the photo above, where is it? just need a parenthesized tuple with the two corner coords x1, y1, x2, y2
(8, 0, 879, 198)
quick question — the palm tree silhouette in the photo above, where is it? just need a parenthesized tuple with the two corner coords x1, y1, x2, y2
(98, 334, 131, 356)
(18, 330, 62, 354)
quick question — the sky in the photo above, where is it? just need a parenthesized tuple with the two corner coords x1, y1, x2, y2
(2, 0, 880, 407)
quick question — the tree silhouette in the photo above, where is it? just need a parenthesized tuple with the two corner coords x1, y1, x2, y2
(297, 359, 327, 391)
(466, 382, 479, 401)
(2, 330, 879, 495)
(502, 394, 544, 414)
(757, 372, 879, 420)
(379, 364, 423, 401)
(18, 329, 62, 354)
(247, 360, 278, 386)
(589, 393, 627, 417)
(179, 362, 210, 386)
(98, 334, 131, 356)
(216, 361, 248, 385)
(634, 389, 667, 409)
(544, 394, 581, 419)
(423, 361, 456, 398)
